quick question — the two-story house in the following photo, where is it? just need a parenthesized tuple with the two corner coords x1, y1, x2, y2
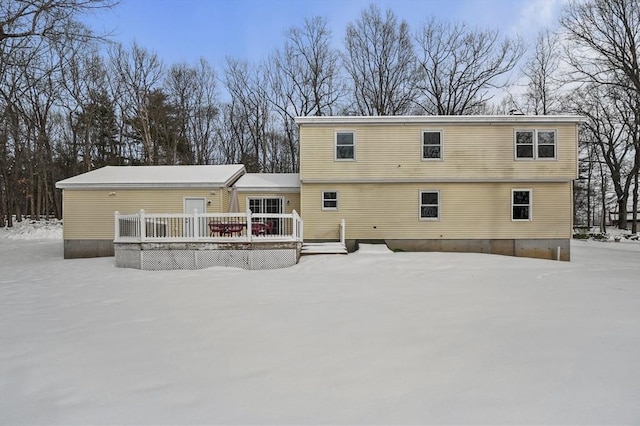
(56, 115, 584, 265)
(295, 115, 584, 261)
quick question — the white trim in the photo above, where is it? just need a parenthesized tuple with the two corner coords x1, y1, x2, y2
(419, 190, 440, 221)
(511, 189, 533, 221)
(321, 190, 339, 210)
(57, 182, 226, 190)
(296, 115, 586, 125)
(183, 197, 207, 213)
(335, 130, 356, 161)
(301, 178, 572, 184)
(236, 187, 300, 193)
(246, 196, 285, 214)
(536, 129, 557, 160)
(421, 129, 443, 161)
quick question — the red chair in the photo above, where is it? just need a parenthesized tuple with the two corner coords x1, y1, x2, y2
(251, 222, 271, 236)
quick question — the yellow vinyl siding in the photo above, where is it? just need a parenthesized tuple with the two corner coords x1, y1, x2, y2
(300, 123, 578, 181)
(236, 191, 301, 214)
(301, 182, 572, 240)
(62, 188, 224, 240)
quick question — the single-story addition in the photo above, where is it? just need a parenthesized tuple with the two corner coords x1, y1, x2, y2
(55, 165, 303, 270)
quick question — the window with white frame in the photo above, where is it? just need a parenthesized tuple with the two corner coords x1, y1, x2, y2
(322, 191, 338, 210)
(515, 129, 556, 159)
(420, 191, 439, 220)
(537, 130, 556, 158)
(512, 189, 532, 221)
(422, 130, 442, 160)
(335, 131, 355, 160)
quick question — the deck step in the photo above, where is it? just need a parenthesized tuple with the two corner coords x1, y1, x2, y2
(301, 242, 348, 255)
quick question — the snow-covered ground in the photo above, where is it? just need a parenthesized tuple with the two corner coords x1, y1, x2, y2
(1, 222, 639, 425)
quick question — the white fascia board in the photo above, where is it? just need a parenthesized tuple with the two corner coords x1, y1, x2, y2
(55, 182, 228, 190)
(295, 115, 587, 125)
(223, 167, 247, 187)
(235, 186, 300, 193)
(300, 178, 575, 184)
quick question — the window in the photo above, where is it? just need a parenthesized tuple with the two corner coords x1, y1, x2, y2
(335, 131, 355, 160)
(422, 130, 442, 160)
(512, 189, 532, 221)
(515, 129, 556, 160)
(420, 191, 439, 220)
(537, 130, 556, 158)
(515, 131, 534, 158)
(322, 191, 338, 210)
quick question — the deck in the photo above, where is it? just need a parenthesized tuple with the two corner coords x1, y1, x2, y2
(114, 210, 304, 270)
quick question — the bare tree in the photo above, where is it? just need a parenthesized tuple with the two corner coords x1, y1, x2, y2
(414, 18, 525, 115)
(520, 29, 563, 115)
(262, 17, 345, 171)
(108, 42, 164, 164)
(0, 0, 117, 43)
(343, 4, 417, 115)
(165, 58, 219, 165)
(223, 58, 272, 172)
(572, 84, 639, 230)
(561, 0, 640, 94)
(562, 0, 640, 230)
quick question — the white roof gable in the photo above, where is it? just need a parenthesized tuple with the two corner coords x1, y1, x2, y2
(56, 165, 245, 189)
(234, 173, 300, 192)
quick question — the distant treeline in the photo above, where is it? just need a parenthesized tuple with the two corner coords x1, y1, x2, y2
(1, 0, 638, 230)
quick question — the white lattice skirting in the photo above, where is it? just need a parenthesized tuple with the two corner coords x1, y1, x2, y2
(116, 246, 298, 270)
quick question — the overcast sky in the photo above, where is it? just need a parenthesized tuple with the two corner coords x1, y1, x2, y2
(82, 0, 569, 67)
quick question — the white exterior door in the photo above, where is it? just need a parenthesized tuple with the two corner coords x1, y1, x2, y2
(184, 198, 206, 237)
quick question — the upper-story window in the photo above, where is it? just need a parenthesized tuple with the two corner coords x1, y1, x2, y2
(422, 130, 442, 160)
(335, 131, 355, 161)
(515, 129, 556, 160)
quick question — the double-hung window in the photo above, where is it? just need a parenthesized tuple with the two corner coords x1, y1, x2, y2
(335, 131, 355, 160)
(515, 129, 556, 160)
(512, 189, 532, 221)
(322, 191, 338, 210)
(420, 191, 439, 220)
(422, 130, 442, 160)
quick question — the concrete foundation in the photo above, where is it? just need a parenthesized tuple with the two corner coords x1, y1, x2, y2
(114, 241, 303, 270)
(64, 239, 114, 259)
(383, 238, 571, 261)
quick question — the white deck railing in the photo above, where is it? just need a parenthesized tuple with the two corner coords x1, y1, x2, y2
(115, 209, 303, 243)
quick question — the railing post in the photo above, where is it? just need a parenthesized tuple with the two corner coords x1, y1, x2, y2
(340, 218, 345, 246)
(114, 211, 120, 241)
(193, 208, 199, 238)
(292, 210, 298, 240)
(246, 209, 252, 242)
(140, 209, 146, 242)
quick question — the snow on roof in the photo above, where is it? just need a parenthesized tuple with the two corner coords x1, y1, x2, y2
(295, 115, 587, 125)
(55, 165, 246, 189)
(234, 173, 300, 192)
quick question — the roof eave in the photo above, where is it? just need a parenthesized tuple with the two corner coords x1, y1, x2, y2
(55, 182, 230, 190)
(294, 115, 587, 125)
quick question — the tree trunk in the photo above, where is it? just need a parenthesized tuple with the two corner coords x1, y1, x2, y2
(633, 170, 638, 234)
